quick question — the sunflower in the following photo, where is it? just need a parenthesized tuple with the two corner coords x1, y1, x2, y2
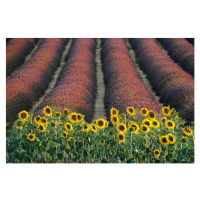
(165, 120, 175, 129)
(65, 122, 73, 132)
(68, 137, 75, 141)
(104, 120, 109, 127)
(142, 119, 151, 127)
(110, 107, 118, 116)
(38, 124, 45, 132)
(140, 108, 148, 116)
(127, 106, 135, 116)
(50, 121, 56, 127)
(27, 133, 36, 141)
(90, 124, 97, 132)
(77, 113, 83, 123)
(34, 115, 41, 124)
(160, 135, 169, 145)
(182, 126, 193, 136)
(181, 136, 187, 143)
(141, 125, 150, 133)
(69, 113, 77, 123)
(19, 110, 29, 121)
(16, 120, 23, 126)
(96, 118, 106, 129)
(154, 149, 160, 157)
(40, 117, 48, 125)
(162, 106, 170, 116)
(148, 110, 155, 120)
(128, 121, 134, 127)
(55, 112, 61, 118)
(83, 125, 90, 132)
(110, 115, 119, 125)
(161, 117, 167, 124)
(167, 134, 175, 144)
(62, 131, 68, 138)
(43, 106, 52, 117)
(117, 133, 125, 143)
(152, 119, 160, 128)
(130, 123, 139, 133)
(116, 123, 127, 134)
(63, 108, 69, 115)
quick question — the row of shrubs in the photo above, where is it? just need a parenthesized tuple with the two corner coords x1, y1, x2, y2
(157, 38, 194, 76)
(101, 38, 162, 121)
(6, 39, 68, 124)
(34, 39, 97, 123)
(129, 38, 194, 125)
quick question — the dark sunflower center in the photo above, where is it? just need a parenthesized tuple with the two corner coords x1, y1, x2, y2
(64, 110, 69, 114)
(113, 117, 117, 122)
(51, 122, 55, 126)
(46, 108, 51, 114)
(153, 121, 157, 126)
(132, 125, 137, 130)
(155, 151, 159, 155)
(67, 124, 71, 129)
(21, 113, 27, 119)
(119, 125, 125, 131)
(63, 133, 67, 137)
(142, 126, 147, 131)
(42, 119, 46, 123)
(39, 125, 44, 130)
(92, 125, 96, 130)
(164, 108, 169, 113)
(168, 122, 173, 127)
(119, 135, 124, 140)
(162, 137, 167, 143)
(77, 115, 81, 120)
(36, 117, 40, 121)
(162, 119, 166, 123)
(72, 115, 76, 120)
(142, 109, 147, 114)
(84, 125, 88, 129)
(149, 112, 154, 118)
(129, 108, 134, 113)
(98, 120, 104, 126)
(169, 136, 174, 142)
(29, 135, 33, 139)
(144, 121, 150, 126)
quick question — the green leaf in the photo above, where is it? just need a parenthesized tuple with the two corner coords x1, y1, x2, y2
(101, 158, 108, 163)
(57, 153, 63, 160)
(126, 158, 134, 163)
(6, 122, 11, 127)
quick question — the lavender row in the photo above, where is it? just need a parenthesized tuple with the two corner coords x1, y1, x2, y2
(6, 39, 68, 123)
(157, 38, 194, 76)
(34, 39, 97, 123)
(101, 38, 162, 121)
(129, 38, 194, 124)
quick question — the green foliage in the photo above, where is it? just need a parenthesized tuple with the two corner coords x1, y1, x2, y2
(6, 106, 194, 163)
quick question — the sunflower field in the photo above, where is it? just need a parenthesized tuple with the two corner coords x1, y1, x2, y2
(6, 38, 194, 163)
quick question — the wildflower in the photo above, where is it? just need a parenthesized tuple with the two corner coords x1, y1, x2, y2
(127, 106, 135, 116)
(161, 117, 167, 124)
(38, 124, 45, 132)
(40, 117, 48, 125)
(148, 110, 155, 120)
(165, 120, 175, 129)
(77, 113, 83, 123)
(65, 122, 72, 132)
(128, 121, 134, 127)
(130, 123, 139, 133)
(63, 108, 69, 115)
(167, 134, 175, 144)
(68, 137, 75, 141)
(154, 149, 160, 157)
(83, 125, 90, 132)
(110, 115, 119, 125)
(142, 119, 152, 127)
(117, 133, 125, 143)
(182, 126, 193, 136)
(141, 125, 150, 133)
(162, 106, 170, 116)
(152, 119, 160, 128)
(96, 118, 106, 129)
(19, 111, 29, 121)
(62, 131, 68, 138)
(181, 136, 187, 143)
(50, 121, 56, 127)
(69, 113, 77, 123)
(16, 120, 23, 126)
(34, 115, 41, 124)
(104, 119, 109, 127)
(27, 133, 36, 141)
(160, 135, 169, 145)
(90, 124, 97, 132)
(140, 108, 148, 116)
(116, 123, 127, 134)
(55, 112, 61, 118)
(110, 107, 118, 116)
(43, 106, 52, 117)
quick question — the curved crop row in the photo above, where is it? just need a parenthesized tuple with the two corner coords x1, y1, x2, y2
(6, 38, 36, 77)
(34, 38, 97, 123)
(157, 38, 194, 76)
(129, 38, 194, 124)
(6, 38, 68, 123)
(101, 38, 162, 121)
